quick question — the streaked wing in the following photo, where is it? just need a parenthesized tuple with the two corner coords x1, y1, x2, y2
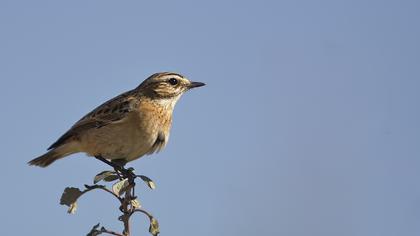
(48, 90, 139, 150)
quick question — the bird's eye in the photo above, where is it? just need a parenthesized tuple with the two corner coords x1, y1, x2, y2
(168, 78, 178, 85)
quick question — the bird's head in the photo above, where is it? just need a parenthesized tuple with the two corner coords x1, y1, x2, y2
(137, 72, 205, 102)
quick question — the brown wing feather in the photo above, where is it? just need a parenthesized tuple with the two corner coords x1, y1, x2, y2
(48, 90, 139, 150)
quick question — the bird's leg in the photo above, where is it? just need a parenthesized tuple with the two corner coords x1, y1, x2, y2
(95, 155, 120, 169)
(111, 159, 136, 185)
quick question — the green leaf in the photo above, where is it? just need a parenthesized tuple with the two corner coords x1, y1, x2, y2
(94, 170, 117, 184)
(60, 187, 83, 213)
(112, 179, 129, 196)
(149, 217, 160, 236)
(103, 175, 120, 182)
(138, 175, 156, 189)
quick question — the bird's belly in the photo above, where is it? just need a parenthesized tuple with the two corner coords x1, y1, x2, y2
(81, 120, 157, 161)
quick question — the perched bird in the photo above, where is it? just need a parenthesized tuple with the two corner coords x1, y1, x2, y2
(29, 72, 205, 168)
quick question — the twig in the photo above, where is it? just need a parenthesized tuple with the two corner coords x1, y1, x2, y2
(83, 184, 123, 204)
(63, 168, 158, 236)
(101, 228, 124, 236)
(131, 208, 154, 220)
(121, 185, 133, 235)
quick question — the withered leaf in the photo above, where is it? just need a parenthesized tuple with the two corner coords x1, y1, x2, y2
(130, 199, 141, 209)
(149, 217, 160, 236)
(60, 187, 82, 206)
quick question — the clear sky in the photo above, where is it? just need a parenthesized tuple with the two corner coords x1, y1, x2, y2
(1, 0, 419, 235)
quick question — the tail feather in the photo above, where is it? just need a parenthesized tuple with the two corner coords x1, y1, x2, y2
(29, 143, 78, 167)
(28, 149, 63, 167)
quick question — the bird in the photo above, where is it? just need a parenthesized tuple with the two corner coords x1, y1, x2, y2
(28, 72, 205, 169)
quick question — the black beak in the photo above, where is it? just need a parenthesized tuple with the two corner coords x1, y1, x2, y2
(188, 81, 206, 89)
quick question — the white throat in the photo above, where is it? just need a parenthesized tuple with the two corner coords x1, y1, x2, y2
(156, 94, 181, 110)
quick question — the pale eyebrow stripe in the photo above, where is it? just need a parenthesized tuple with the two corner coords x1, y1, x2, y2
(162, 72, 183, 78)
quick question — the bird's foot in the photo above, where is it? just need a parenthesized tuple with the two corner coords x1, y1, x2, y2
(115, 166, 136, 183)
(94, 156, 135, 180)
(94, 155, 137, 196)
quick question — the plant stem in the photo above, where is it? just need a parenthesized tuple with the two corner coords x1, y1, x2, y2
(102, 229, 124, 236)
(122, 185, 133, 236)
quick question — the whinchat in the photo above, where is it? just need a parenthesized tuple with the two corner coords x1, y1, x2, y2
(29, 72, 205, 168)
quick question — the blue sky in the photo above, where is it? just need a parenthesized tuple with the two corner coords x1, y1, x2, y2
(1, 0, 419, 235)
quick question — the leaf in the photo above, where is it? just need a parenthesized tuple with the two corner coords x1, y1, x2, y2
(60, 187, 83, 213)
(149, 217, 160, 236)
(103, 175, 120, 182)
(67, 202, 77, 214)
(130, 199, 141, 209)
(112, 179, 129, 196)
(94, 170, 117, 184)
(138, 175, 156, 190)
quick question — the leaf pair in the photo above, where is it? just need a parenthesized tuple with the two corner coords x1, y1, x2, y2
(93, 170, 157, 191)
